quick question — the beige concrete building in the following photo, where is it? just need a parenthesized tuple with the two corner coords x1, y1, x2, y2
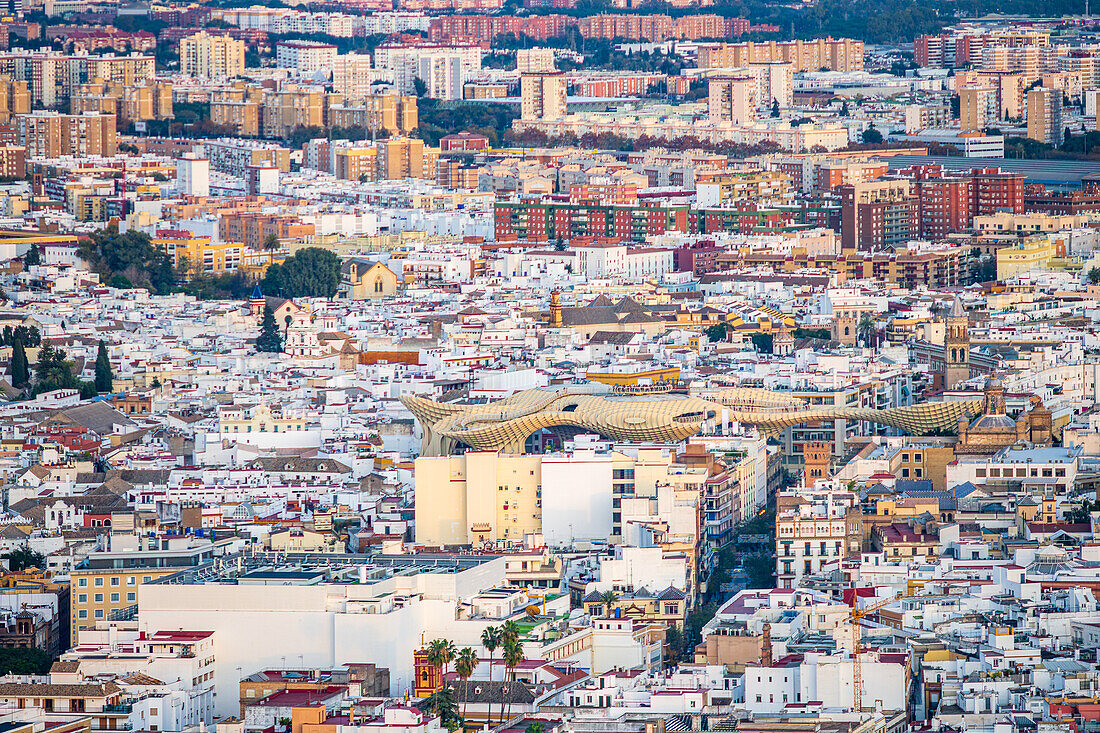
(520, 70, 566, 121)
(71, 81, 172, 124)
(517, 48, 555, 73)
(180, 31, 246, 79)
(415, 451, 544, 546)
(17, 111, 117, 158)
(327, 94, 418, 135)
(377, 136, 437, 180)
(959, 85, 998, 131)
(262, 86, 328, 138)
(1026, 86, 1062, 145)
(708, 76, 756, 126)
(697, 38, 864, 72)
(0, 76, 30, 123)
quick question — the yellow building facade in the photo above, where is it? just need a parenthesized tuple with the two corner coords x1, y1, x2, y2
(996, 236, 1063, 280)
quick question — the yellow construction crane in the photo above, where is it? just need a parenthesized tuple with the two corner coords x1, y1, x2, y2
(847, 590, 911, 712)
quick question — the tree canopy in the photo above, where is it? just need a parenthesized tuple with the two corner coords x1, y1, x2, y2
(261, 248, 341, 299)
(95, 341, 113, 393)
(81, 228, 175, 295)
(256, 305, 284, 354)
(32, 344, 96, 398)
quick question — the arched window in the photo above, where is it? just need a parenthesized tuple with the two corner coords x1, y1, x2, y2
(374, 277, 384, 293)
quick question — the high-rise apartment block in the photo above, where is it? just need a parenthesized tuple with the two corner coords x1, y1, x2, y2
(517, 48, 556, 73)
(1026, 87, 1062, 146)
(839, 179, 918, 251)
(708, 76, 756, 126)
(697, 38, 864, 72)
(16, 111, 116, 158)
(959, 85, 998, 131)
(520, 71, 566, 121)
(180, 32, 246, 79)
(275, 40, 338, 74)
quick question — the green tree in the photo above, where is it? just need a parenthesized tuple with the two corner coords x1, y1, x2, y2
(771, 98, 780, 117)
(32, 343, 91, 396)
(261, 247, 340, 299)
(22, 245, 39, 267)
(82, 228, 175, 295)
(454, 647, 477, 722)
(4, 547, 44, 571)
(840, 100, 850, 117)
(94, 340, 113, 393)
(426, 638, 456, 678)
(481, 626, 501, 724)
(704, 322, 731, 343)
(1088, 267, 1100, 285)
(599, 590, 619, 617)
(526, 724, 545, 733)
(256, 305, 283, 353)
(858, 313, 876, 346)
(750, 333, 773, 353)
(425, 685, 460, 731)
(9, 338, 27, 388)
(862, 124, 883, 144)
(501, 640, 524, 722)
(0, 647, 51, 675)
(500, 620, 520, 648)
(263, 233, 281, 251)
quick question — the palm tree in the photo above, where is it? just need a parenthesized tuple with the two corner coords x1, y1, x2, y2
(440, 639, 456, 679)
(500, 620, 521, 647)
(425, 639, 448, 679)
(426, 685, 460, 732)
(501, 639, 524, 724)
(600, 590, 619, 617)
(480, 626, 501, 724)
(454, 647, 477, 724)
(857, 313, 875, 347)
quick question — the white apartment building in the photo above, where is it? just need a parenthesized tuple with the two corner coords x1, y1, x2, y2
(775, 489, 860, 590)
(276, 40, 339, 74)
(744, 650, 907, 714)
(946, 445, 1081, 491)
(374, 44, 483, 98)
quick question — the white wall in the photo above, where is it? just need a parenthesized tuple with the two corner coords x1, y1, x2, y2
(541, 453, 613, 545)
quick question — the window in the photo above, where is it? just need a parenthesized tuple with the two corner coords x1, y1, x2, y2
(110, 577, 120, 586)
(78, 610, 87, 619)
(127, 577, 136, 585)
(127, 593, 136, 602)
(94, 610, 103, 619)
(78, 594, 87, 603)
(110, 593, 119, 603)
(94, 578, 103, 587)
(78, 578, 87, 588)
(94, 594, 103, 603)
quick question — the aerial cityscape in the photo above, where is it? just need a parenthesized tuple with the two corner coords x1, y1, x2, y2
(5, 0, 1100, 731)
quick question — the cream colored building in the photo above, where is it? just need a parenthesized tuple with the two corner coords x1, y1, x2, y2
(975, 211, 1097, 235)
(517, 48, 556, 73)
(708, 76, 756, 126)
(414, 444, 701, 547)
(414, 451, 544, 546)
(520, 71, 566, 121)
(181, 32, 246, 79)
(996, 235, 1062, 280)
(959, 85, 998, 131)
(1026, 87, 1061, 145)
